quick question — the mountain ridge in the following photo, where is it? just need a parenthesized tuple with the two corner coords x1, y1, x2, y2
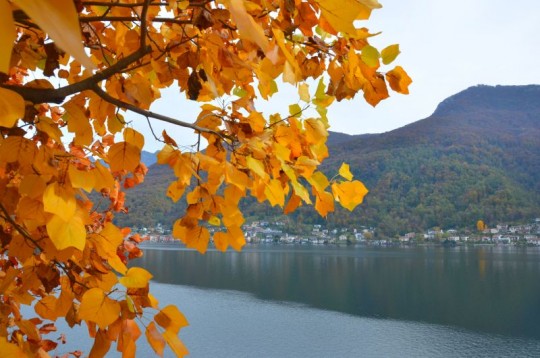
(117, 85, 540, 236)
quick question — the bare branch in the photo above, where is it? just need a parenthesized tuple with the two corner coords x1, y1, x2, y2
(90, 83, 232, 141)
(1, 45, 151, 104)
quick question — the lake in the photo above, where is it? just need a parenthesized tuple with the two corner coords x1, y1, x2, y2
(129, 245, 540, 357)
(50, 245, 540, 356)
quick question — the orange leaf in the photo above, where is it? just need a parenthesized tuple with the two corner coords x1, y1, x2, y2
(314, 189, 335, 217)
(228, 0, 269, 52)
(79, 288, 121, 329)
(0, 88, 24, 128)
(154, 305, 188, 335)
(0, 1, 16, 73)
(163, 330, 189, 357)
(119, 267, 153, 289)
(145, 321, 165, 356)
(88, 329, 112, 358)
(13, 0, 95, 69)
(386, 66, 412, 94)
(264, 179, 285, 207)
(108, 142, 141, 172)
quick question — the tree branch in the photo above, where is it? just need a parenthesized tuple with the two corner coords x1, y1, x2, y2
(90, 83, 231, 141)
(80, 16, 192, 25)
(1, 45, 151, 104)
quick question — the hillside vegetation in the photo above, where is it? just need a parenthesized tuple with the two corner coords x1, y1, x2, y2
(116, 85, 540, 237)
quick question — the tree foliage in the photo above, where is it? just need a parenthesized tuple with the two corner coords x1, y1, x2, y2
(0, 0, 409, 355)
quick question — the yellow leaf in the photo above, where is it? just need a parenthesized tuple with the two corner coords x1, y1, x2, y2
(64, 100, 93, 146)
(331, 180, 369, 211)
(13, 0, 95, 69)
(298, 83, 310, 102)
(381, 44, 400, 65)
(43, 182, 76, 221)
(46, 213, 86, 251)
(338, 163, 354, 180)
(246, 156, 268, 180)
(317, 0, 382, 34)
(0, 337, 25, 357)
(308, 171, 329, 192)
(119, 267, 153, 289)
(79, 288, 121, 329)
(124, 128, 145, 150)
(154, 305, 188, 335)
(0, 0, 16, 73)
(108, 142, 141, 172)
(0, 88, 24, 128)
(386, 66, 412, 95)
(163, 330, 189, 357)
(227, 0, 269, 52)
(35, 295, 59, 320)
(145, 321, 165, 356)
(304, 119, 328, 145)
(93, 161, 115, 190)
(264, 179, 285, 207)
(68, 165, 96, 193)
(208, 216, 221, 226)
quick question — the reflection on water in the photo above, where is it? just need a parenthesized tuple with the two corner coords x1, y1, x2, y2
(136, 245, 540, 339)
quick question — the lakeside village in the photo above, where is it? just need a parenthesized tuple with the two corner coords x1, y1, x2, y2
(134, 218, 540, 247)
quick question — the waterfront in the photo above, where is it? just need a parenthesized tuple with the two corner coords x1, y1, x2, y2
(134, 245, 540, 356)
(50, 245, 540, 356)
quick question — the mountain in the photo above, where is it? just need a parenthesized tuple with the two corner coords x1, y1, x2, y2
(116, 85, 540, 236)
(140, 150, 158, 167)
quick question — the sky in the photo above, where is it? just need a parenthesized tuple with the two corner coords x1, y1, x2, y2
(137, 0, 540, 152)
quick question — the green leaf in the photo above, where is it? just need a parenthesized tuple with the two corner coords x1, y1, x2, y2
(361, 45, 380, 68)
(381, 44, 400, 65)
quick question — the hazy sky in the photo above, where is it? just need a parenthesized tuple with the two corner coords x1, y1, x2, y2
(138, 0, 540, 152)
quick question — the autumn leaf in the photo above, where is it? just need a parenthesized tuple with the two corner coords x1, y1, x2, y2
(331, 180, 369, 211)
(227, 0, 269, 52)
(0, 337, 25, 357)
(361, 45, 380, 68)
(0, 0, 409, 355)
(120, 267, 153, 289)
(0, 0, 15, 73)
(108, 142, 141, 172)
(264, 179, 285, 207)
(13, 0, 95, 69)
(338, 163, 354, 180)
(386, 66, 413, 94)
(154, 305, 188, 335)
(317, 0, 382, 34)
(79, 288, 121, 329)
(46, 213, 86, 251)
(314, 189, 335, 217)
(381, 44, 400, 65)
(43, 182, 76, 221)
(146, 321, 166, 356)
(0, 88, 25, 128)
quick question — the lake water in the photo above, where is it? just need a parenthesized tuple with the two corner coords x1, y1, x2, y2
(130, 245, 540, 357)
(53, 245, 540, 356)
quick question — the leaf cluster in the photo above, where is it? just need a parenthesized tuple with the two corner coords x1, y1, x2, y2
(0, 0, 410, 355)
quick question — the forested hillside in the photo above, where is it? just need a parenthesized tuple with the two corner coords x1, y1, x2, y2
(116, 85, 540, 236)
